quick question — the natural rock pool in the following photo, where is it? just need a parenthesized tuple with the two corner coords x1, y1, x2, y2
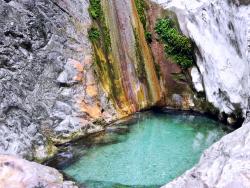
(48, 111, 227, 188)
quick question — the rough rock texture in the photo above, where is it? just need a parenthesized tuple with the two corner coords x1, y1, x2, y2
(150, 0, 250, 187)
(0, 0, 202, 161)
(153, 0, 250, 116)
(146, 1, 198, 109)
(162, 119, 250, 188)
(0, 155, 78, 188)
(0, 0, 117, 161)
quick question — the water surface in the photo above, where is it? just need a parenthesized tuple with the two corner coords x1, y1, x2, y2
(59, 112, 226, 188)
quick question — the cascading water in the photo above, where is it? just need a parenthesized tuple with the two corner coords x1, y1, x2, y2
(152, 0, 250, 115)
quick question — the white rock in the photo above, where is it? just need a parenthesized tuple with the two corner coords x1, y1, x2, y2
(0, 155, 78, 188)
(151, 0, 250, 115)
(191, 67, 204, 92)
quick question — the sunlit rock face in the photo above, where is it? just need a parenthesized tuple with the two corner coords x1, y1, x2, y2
(152, 0, 250, 115)
(0, 0, 117, 161)
(0, 155, 78, 188)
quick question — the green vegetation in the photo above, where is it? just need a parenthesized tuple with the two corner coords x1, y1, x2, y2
(135, 0, 147, 29)
(155, 18, 194, 69)
(135, 36, 146, 81)
(145, 31, 152, 43)
(135, 0, 153, 44)
(88, 0, 122, 104)
(88, 0, 111, 53)
(89, 0, 102, 19)
(88, 27, 100, 41)
(103, 26, 111, 53)
(134, 31, 146, 81)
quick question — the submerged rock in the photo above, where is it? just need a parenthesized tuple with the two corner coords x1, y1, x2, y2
(0, 155, 78, 188)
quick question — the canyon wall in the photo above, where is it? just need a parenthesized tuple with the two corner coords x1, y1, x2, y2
(0, 0, 202, 160)
(93, 0, 213, 113)
(90, 0, 163, 115)
(1, 0, 250, 187)
(151, 0, 250, 187)
(0, 0, 118, 161)
(153, 0, 250, 117)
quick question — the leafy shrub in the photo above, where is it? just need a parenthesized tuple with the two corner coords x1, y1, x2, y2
(88, 0, 111, 52)
(135, 0, 147, 29)
(88, 27, 100, 42)
(155, 18, 194, 69)
(89, 0, 102, 19)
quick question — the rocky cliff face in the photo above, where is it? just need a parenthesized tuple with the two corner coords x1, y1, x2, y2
(151, 0, 250, 187)
(153, 0, 250, 117)
(0, 0, 118, 161)
(0, 0, 201, 161)
(1, 0, 250, 187)
(91, 0, 211, 113)
(90, 0, 163, 115)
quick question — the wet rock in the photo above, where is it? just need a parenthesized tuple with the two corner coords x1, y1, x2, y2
(227, 116, 237, 125)
(172, 94, 183, 106)
(52, 117, 104, 144)
(57, 59, 84, 85)
(0, 154, 78, 188)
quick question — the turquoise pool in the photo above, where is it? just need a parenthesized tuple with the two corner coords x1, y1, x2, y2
(60, 112, 226, 188)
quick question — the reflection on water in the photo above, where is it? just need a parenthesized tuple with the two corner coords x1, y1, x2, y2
(56, 112, 226, 188)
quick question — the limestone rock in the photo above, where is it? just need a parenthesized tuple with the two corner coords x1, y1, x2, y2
(191, 67, 204, 92)
(0, 0, 117, 160)
(152, 0, 250, 115)
(0, 155, 78, 188)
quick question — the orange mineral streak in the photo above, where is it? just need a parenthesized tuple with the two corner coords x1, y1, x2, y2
(93, 43, 133, 117)
(130, 0, 162, 104)
(103, 0, 140, 113)
(78, 99, 102, 119)
(99, 0, 162, 115)
(68, 59, 84, 82)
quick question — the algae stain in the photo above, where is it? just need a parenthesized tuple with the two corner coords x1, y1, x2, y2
(131, 0, 162, 103)
(88, 0, 164, 115)
(88, 0, 134, 116)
